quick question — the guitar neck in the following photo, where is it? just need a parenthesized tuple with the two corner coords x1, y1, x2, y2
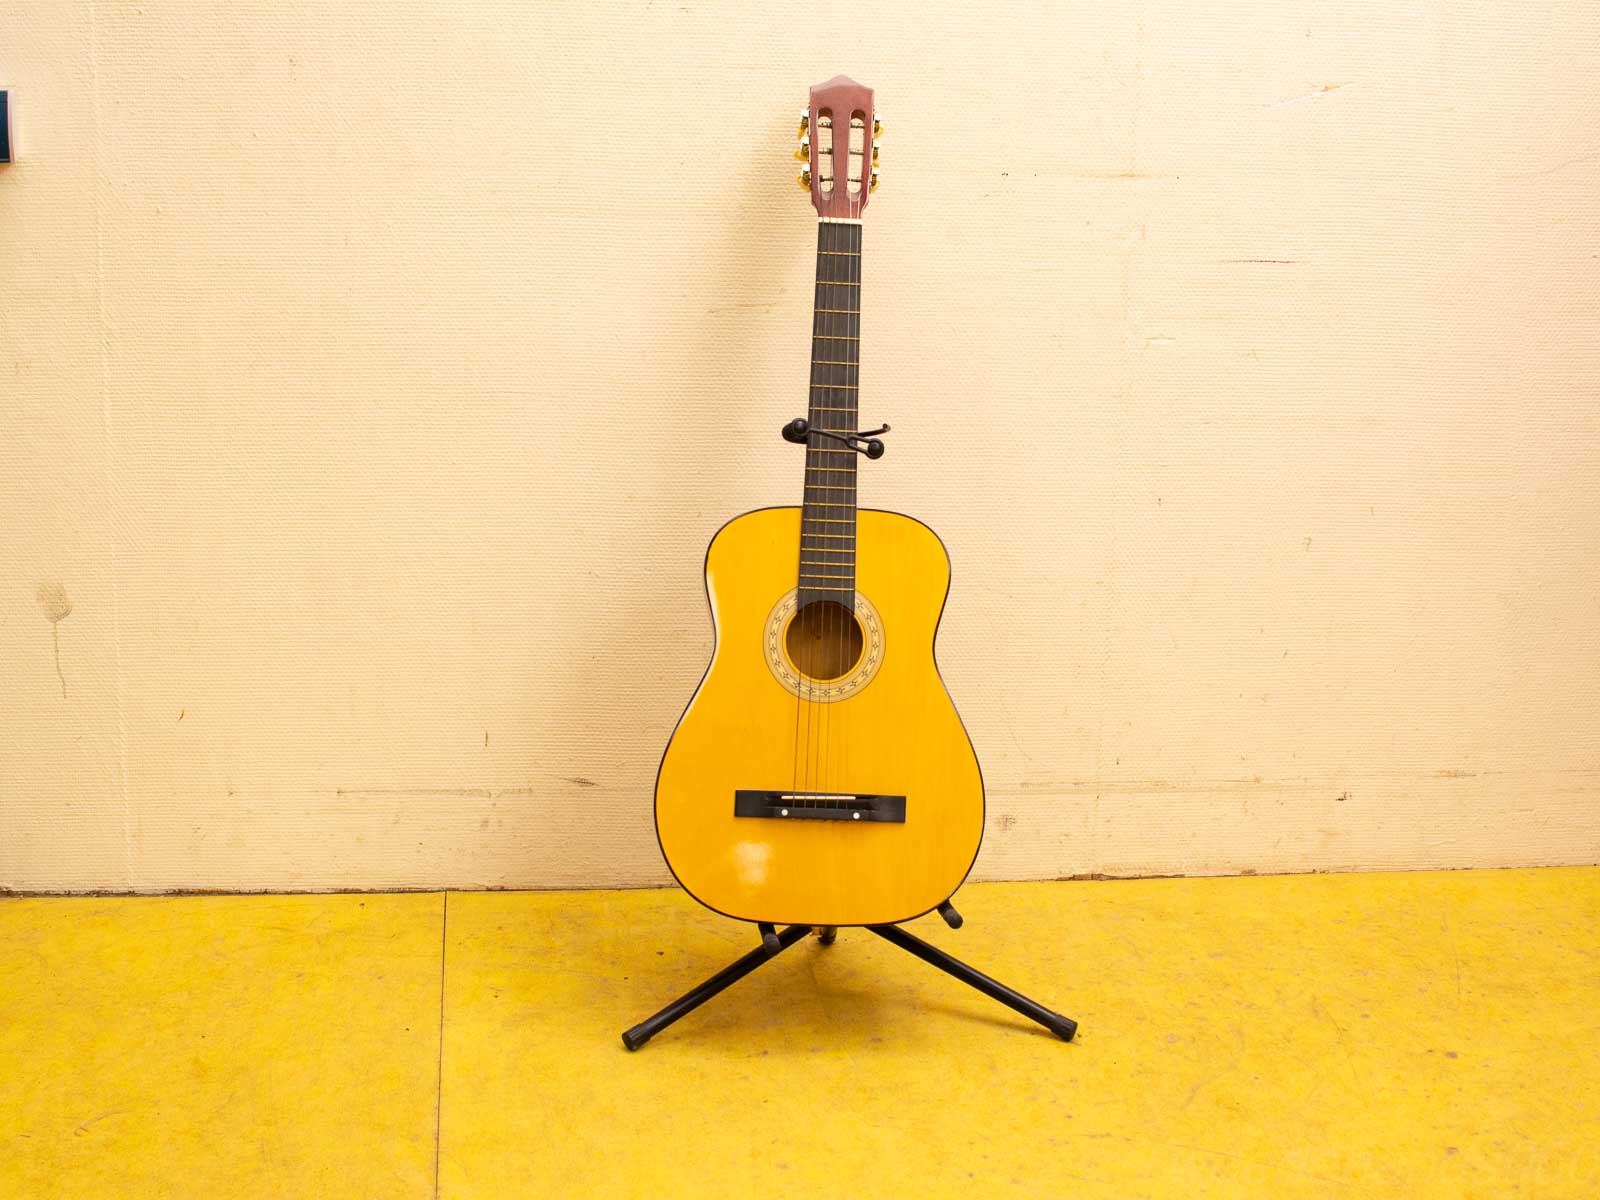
(798, 219, 863, 610)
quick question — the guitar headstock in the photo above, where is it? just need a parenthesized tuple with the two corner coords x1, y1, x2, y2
(794, 75, 879, 218)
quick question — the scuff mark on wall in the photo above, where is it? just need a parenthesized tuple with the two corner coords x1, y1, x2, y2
(1265, 82, 1353, 108)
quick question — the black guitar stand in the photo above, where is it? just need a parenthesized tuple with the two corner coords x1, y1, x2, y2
(621, 901, 1077, 1050)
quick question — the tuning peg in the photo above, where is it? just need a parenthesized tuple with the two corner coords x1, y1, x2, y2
(794, 135, 810, 162)
(798, 110, 809, 138)
(869, 169, 880, 192)
(797, 168, 812, 191)
(873, 116, 883, 138)
(871, 138, 880, 166)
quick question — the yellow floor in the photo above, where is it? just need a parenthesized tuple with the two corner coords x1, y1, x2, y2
(2, 870, 1597, 1198)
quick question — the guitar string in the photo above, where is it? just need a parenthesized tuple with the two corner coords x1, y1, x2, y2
(824, 148, 863, 851)
(793, 220, 821, 808)
(841, 143, 865, 833)
(851, 168, 864, 836)
(834, 205, 861, 825)
(819, 203, 845, 810)
(818, 181, 848, 812)
(820, 216, 844, 824)
(805, 217, 829, 805)
(809, 202, 836, 809)
(812, 218, 828, 814)
(813, 215, 839, 813)
(810, 220, 827, 810)
(821, 202, 855, 826)
(799, 212, 841, 811)
(822, 165, 862, 847)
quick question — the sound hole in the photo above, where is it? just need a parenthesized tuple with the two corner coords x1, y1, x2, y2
(786, 600, 864, 682)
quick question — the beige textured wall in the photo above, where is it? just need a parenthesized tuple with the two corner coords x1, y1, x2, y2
(3, 1, 1598, 892)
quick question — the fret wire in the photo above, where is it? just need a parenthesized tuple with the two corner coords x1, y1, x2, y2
(797, 584, 853, 591)
(802, 533, 854, 540)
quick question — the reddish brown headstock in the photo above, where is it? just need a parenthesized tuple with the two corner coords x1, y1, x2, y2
(796, 75, 879, 218)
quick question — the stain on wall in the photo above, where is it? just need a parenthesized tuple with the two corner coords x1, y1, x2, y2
(35, 581, 73, 698)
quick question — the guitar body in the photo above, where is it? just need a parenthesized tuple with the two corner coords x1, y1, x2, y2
(655, 506, 984, 927)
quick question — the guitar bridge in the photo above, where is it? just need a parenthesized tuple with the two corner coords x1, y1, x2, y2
(733, 790, 906, 824)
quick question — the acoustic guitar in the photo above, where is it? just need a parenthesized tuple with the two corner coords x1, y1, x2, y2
(655, 76, 983, 928)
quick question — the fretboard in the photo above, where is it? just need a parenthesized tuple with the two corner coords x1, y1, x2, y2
(798, 220, 862, 611)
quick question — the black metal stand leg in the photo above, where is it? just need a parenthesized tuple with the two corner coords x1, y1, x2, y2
(868, 923, 1077, 1041)
(816, 925, 837, 945)
(622, 924, 811, 1051)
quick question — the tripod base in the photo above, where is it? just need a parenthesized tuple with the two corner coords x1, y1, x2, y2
(622, 916, 1076, 1050)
